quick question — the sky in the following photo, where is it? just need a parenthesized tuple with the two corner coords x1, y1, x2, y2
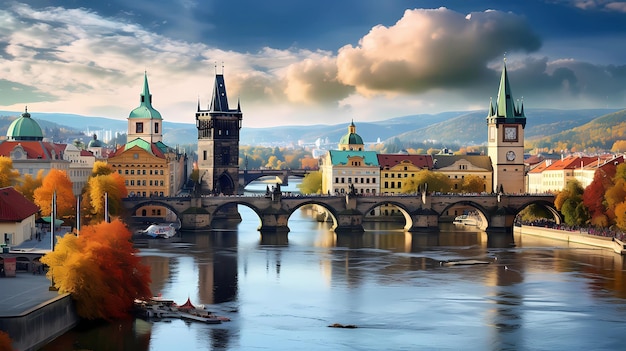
(0, 0, 625, 128)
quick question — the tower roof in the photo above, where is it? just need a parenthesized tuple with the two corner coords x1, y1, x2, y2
(129, 72, 162, 119)
(210, 74, 231, 112)
(6, 107, 44, 141)
(487, 59, 526, 126)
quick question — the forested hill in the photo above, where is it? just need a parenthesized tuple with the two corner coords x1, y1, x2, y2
(526, 109, 626, 153)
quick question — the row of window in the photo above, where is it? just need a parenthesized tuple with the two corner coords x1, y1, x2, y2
(383, 173, 413, 178)
(118, 169, 164, 176)
(129, 191, 164, 197)
(126, 180, 165, 186)
(135, 122, 159, 134)
(334, 188, 377, 194)
(334, 177, 377, 184)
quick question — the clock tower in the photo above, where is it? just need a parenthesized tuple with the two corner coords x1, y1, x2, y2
(487, 60, 526, 194)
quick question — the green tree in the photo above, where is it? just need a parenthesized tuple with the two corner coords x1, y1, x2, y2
(298, 171, 322, 194)
(557, 180, 588, 226)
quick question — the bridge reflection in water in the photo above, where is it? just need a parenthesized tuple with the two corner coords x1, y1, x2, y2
(124, 191, 558, 235)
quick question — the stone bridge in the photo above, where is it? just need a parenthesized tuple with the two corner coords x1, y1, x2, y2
(238, 169, 309, 188)
(123, 190, 558, 235)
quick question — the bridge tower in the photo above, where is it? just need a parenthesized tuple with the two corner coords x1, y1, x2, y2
(196, 70, 243, 195)
(487, 59, 527, 194)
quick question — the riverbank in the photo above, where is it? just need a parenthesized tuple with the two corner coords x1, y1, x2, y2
(517, 225, 626, 255)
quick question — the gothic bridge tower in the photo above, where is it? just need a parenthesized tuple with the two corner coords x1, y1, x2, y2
(196, 72, 243, 195)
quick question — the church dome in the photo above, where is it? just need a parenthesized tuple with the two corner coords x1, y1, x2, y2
(6, 107, 44, 141)
(339, 121, 363, 145)
(87, 134, 104, 148)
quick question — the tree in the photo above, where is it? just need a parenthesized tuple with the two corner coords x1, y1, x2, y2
(298, 171, 322, 194)
(0, 156, 20, 188)
(87, 173, 128, 221)
(583, 168, 612, 227)
(461, 175, 486, 193)
(401, 170, 453, 193)
(614, 202, 626, 231)
(15, 170, 44, 202)
(40, 219, 152, 320)
(34, 169, 75, 218)
(92, 161, 114, 177)
(557, 180, 588, 226)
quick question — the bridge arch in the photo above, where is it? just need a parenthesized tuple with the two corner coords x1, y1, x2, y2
(361, 201, 414, 231)
(511, 199, 562, 224)
(439, 201, 491, 230)
(282, 200, 340, 231)
(128, 199, 183, 222)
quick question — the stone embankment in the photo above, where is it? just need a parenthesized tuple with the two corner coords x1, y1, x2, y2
(517, 225, 626, 255)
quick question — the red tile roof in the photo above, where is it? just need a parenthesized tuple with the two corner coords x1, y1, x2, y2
(377, 154, 433, 169)
(0, 187, 39, 222)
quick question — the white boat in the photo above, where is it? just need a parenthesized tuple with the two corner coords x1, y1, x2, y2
(139, 223, 178, 238)
(453, 214, 478, 226)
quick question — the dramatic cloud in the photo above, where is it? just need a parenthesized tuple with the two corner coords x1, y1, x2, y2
(336, 8, 541, 96)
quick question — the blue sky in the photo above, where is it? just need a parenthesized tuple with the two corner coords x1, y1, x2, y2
(0, 0, 625, 128)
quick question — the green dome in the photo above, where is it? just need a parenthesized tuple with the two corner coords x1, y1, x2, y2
(339, 133, 364, 145)
(6, 108, 44, 141)
(87, 134, 104, 148)
(129, 105, 162, 119)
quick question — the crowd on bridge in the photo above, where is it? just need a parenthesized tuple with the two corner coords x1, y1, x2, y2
(521, 219, 626, 241)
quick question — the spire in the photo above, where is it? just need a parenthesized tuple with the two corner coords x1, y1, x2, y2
(141, 71, 153, 107)
(496, 59, 515, 118)
(237, 98, 241, 112)
(197, 96, 201, 112)
(210, 74, 229, 112)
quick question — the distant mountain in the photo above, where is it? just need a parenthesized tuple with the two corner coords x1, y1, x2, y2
(387, 108, 621, 147)
(1, 108, 623, 150)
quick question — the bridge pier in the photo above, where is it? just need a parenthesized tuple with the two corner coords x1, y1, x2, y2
(485, 208, 517, 234)
(333, 211, 365, 233)
(405, 209, 440, 232)
(258, 210, 291, 233)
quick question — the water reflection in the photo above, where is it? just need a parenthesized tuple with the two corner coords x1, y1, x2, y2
(42, 206, 626, 351)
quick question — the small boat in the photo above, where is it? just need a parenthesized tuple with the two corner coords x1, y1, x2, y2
(134, 296, 230, 324)
(137, 223, 178, 238)
(453, 214, 478, 226)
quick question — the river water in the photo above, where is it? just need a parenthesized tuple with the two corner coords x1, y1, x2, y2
(41, 182, 626, 351)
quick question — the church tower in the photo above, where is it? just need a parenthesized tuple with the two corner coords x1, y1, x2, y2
(196, 72, 243, 195)
(487, 60, 526, 194)
(127, 72, 163, 144)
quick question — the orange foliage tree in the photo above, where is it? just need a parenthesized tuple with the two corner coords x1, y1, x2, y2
(15, 169, 44, 202)
(34, 169, 75, 218)
(40, 219, 151, 320)
(0, 156, 20, 188)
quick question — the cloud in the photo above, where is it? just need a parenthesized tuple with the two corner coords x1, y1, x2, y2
(556, 0, 626, 12)
(335, 8, 541, 96)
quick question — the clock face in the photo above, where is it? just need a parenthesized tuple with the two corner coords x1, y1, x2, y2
(504, 126, 517, 141)
(506, 151, 516, 161)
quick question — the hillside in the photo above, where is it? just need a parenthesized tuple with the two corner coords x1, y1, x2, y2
(526, 109, 626, 152)
(1, 108, 623, 150)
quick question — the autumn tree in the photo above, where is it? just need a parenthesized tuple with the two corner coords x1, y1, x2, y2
(583, 167, 614, 227)
(15, 169, 44, 202)
(0, 156, 20, 188)
(92, 161, 114, 177)
(34, 169, 75, 218)
(557, 180, 588, 226)
(41, 219, 152, 320)
(401, 170, 453, 193)
(87, 173, 128, 222)
(460, 175, 486, 193)
(298, 171, 322, 194)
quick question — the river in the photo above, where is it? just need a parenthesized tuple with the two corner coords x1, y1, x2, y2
(41, 181, 626, 351)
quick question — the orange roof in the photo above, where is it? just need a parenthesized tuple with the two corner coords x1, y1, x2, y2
(544, 156, 596, 171)
(0, 187, 39, 222)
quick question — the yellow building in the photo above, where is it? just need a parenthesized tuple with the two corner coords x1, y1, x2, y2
(107, 73, 186, 218)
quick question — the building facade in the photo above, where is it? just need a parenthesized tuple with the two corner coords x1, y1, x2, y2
(107, 73, 186, 199)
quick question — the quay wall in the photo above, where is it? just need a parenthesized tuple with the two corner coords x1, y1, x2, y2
(517, 225, 626, 255)
(0, 294, 79, 351)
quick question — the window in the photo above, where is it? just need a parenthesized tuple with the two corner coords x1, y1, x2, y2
(372, 179, 376, 184)
(155, 123, 159, 133)
(335, 177, 339, 183)
(160, 170, 164, 175)
(136, 122, 143, 133)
